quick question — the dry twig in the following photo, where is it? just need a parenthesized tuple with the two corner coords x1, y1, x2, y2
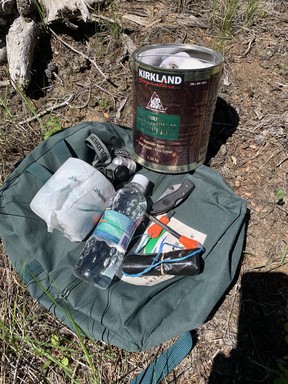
(241, 36, 256, 57)
(18, 94, 74, 125)
(49, 28, 117, 88)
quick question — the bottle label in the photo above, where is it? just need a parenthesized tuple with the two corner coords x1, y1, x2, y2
(93, 210, 137, 251)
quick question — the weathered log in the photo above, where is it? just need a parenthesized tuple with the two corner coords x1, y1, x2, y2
(6, 16, 39, 89)
(39, 0, 98, 24)
(1, 0, 101, 90)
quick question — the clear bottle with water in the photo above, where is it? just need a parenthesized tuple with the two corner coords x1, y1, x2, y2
(73, 174, 149, 289)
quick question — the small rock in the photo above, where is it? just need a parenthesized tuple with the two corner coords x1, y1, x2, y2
(266, 50, 274, 58)
(254, 134, 266, 146)
(220, 145, 227, 156)
(45, 62, 58, 81)
(235, 179, 241, 188)
(254, 107, 263, 120)
(241, 142, 250, 149)
(223, 74, 231, 86)
(260, 60, 269, 69)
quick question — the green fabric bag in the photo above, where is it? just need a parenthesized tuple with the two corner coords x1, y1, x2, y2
(0, 122, 246, 356)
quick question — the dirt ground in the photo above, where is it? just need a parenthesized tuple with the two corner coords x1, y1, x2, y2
(0, 1, 287, 383)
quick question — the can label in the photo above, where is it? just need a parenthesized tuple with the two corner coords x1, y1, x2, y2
(137, 106, 180, 140)
(133, 59, 222, 172)
(138, 68, 184, 88)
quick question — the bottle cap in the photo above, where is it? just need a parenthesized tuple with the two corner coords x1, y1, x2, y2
(131, 174, 149, 191)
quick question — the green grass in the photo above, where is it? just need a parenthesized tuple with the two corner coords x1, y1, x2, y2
(210, 0, 265, 51)
(0, 255, 138, 383)
(210, 0, 237, 34)
(0, 267, 114, 383)
(44, 115, 63, 139)
(12, 81, 46, 132)
(0, 86, 18, 128)
(94, 0, 122, 42)
(244, 0, 263, 26)
(0, 82, 65, 158)
(220, 0, 239, 36)
(0, 278, 80, 383)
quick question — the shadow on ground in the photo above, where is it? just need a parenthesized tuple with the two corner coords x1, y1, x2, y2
(206, 97, 240, 163)
(207, 271, 288, 384)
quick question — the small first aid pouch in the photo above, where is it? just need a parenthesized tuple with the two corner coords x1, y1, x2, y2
(30, 157, 115, 242)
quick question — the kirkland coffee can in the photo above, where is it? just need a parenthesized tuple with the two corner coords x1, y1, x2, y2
(131, 44, 224, 173)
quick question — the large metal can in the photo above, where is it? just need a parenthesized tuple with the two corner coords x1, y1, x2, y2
(131, 44, 224, 173)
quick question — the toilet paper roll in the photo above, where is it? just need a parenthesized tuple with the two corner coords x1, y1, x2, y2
(160, 51, 212, 69)
(30, 158, 115, 242)
(159, 52, 190, 68)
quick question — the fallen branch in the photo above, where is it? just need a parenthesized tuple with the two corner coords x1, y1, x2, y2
(18, 94, 74, 125)
(1, 0, 102, 91)
(72, 81, 92, 109)
(49, 28, 117, 88)
(241, 36, 256, 57)
(40, 0, 97, 24)
(6, 16, 40, 90)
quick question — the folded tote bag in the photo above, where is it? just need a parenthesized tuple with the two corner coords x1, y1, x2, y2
(0, 122, 247, 381)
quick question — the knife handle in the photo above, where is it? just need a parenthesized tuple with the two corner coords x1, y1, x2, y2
(150, 179, 195, 215)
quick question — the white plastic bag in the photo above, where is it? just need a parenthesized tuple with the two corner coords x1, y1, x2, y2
(30, 158, 115, 241)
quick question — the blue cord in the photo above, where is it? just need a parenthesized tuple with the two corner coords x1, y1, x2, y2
(123, 245, 204, 277)
(134, 233, 150, 253)
(124, 238, 167, 277)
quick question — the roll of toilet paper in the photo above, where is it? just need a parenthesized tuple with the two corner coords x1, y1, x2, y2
(30, 158, 115, 242)
(178, 57, 212, 69)
(160, 51, 212, 69)
(159, 52, 190, 68)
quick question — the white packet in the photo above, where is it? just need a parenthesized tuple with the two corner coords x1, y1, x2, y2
(30, 158, 115, 242)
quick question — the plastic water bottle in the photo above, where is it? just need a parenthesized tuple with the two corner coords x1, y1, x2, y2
(73, 174, 149, 289)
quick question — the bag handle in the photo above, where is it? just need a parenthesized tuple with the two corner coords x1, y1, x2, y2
(130, 332, 193, 384)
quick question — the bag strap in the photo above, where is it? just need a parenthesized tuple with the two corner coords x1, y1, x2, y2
(26, 163, 53, 183)
(26, 139, 74, 183)
(85, 133, 112, 167)
(130, 332, 193, 384)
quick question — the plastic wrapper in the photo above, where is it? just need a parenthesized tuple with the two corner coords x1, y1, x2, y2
(123, 248, 204, 276)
